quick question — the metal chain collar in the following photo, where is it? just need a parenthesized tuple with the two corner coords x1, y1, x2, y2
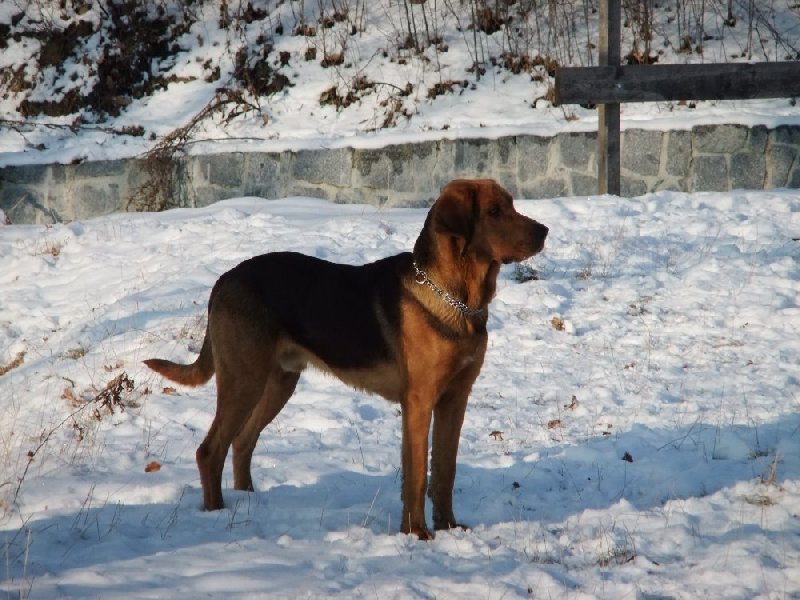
(412, 261, 487, 318)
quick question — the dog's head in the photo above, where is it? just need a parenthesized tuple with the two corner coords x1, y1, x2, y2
(428, 179, 548, 265)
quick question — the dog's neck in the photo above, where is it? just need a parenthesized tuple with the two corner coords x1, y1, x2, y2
(411, 230, 499, 323)
(411, 261, 487, 318)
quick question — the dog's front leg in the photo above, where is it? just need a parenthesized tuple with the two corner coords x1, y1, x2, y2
(400, 392, 434, 540)
(429, 394, 468, 531)
(429, 363, 481, 531)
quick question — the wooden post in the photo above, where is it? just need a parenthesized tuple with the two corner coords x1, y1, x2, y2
(553, 0, 800, 196)
(598, 0, 621, 195)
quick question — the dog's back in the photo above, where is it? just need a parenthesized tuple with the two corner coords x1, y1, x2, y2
(215, 251, 408, 371)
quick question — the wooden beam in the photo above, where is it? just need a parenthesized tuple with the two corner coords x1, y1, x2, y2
(555, 61, 800, 105)
(597, 0, 621, 196)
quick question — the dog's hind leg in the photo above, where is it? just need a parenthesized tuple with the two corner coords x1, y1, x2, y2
(231, 366, 300, 492)
(195, 309, 275, 510)
(196, 367, 268, 510)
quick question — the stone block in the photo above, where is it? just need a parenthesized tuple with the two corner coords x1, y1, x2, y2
(172, 161, 192, 208)
(622, 129, 662, 177)
(621, 177, 648, 197)
(665, 130, 691, 177)
(354, 145, 406, 178)
(245, 153, 281, 182)
(430, 170, 455, 197)
(409, 194, 436, 208)
(352, 147, 383, 180)
(730, 152, 766, 189)
(1, 187, 60, 224)
(520, 177, 567, 199)
(291, 148, 351, 187)
(71, 183, 122, 218)
(790, 167, 800, 189)
(748, 125, 769, 154)
(494, 136, 517, 167)
(336, 187, 389, 206)
(517, 135, 552, 182)
(195, 154, 245, 188)
(766, 143, 797, 187)
(454, 138, 492, 174)
(244, 182, 283, 200)
(243, 153, 282, 198)
(692, 124, 748, 154)
(652, 177, 687, 192)
(1, 185, 30, 218)
(774, 125, 800, 146)
(73, 159, 127, 178)
(559, 132, 595, 171)
(380, 144, 416, 177)
(570, 172, 597, 196)
(192, 186, 223, 208)
(429, 140, 456, 188)
(51, 164, 67, 184)
(353, 145, 419, 193)
(127, 159, 154, 188)
(1, 164, 49, 184)
(692, 154, 729, 191)
(429, 161, 456, 194)
(288, 183, 334, 201)
(379, 189, 435, 208)
(492, 173, 519, 197)
(412, 140, 437, 162)
(405, 141, 443, 192)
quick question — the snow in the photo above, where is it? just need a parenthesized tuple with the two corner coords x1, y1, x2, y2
(2, 190, 800, 598)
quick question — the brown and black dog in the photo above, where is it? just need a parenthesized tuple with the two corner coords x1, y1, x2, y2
(144, 179, 548, 539)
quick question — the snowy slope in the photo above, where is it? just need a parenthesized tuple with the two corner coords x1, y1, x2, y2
(1, 1, 800, 166)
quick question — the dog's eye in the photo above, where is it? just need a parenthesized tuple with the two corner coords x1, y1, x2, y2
(487, 205, 502, 218)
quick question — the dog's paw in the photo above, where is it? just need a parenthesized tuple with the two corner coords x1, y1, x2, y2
(434, 521, 470, 533)
(403, 525, 435, 541)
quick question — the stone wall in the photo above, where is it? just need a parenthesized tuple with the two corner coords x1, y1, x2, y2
(1, 123, 799, 224)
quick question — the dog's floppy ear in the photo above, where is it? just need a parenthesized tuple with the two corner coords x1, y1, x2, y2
(433, 182, 477, 245)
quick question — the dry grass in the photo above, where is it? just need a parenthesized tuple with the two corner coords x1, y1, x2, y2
(0, 352, 25, 377)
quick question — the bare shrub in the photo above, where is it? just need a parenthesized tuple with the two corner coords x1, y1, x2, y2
(0, 352, 25, 378)
(126, 89, 258, 212)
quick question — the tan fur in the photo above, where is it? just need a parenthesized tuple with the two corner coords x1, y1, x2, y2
(144, 179, 548, 539)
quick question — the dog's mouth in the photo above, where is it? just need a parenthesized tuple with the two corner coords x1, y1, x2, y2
(498, 222, 548, 264)
(502, 253, 532, 265)
(501, 240, 546, 264)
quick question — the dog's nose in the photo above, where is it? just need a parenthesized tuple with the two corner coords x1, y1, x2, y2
(536, 222, 549, 238)
(531, 222, 548, 254)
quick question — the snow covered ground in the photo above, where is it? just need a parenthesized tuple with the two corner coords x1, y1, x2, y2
(1, 189, 799, 598)
(2, 2, 800, 597)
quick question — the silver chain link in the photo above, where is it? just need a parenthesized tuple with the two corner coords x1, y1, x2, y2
(412, 261, 487, 318)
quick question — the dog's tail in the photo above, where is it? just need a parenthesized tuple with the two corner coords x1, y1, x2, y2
(144, 328, 214, 387)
